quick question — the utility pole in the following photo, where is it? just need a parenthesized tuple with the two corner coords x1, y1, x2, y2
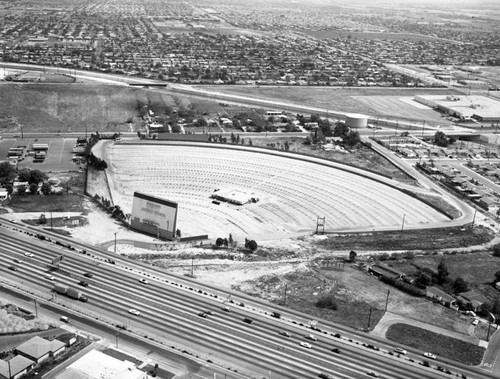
(471, 208, 477, 228)
(191, 256, 194, 277)
(385, 289, 390, 312)
(34, 299, 38, 318)
(400, 214, 405, 233)
(50, 211, 53, 230)
(116, 331, 119, 348)
(114, 232, 118, 253)
(367, 308, 372, 329)
(283, 283, 288, 306)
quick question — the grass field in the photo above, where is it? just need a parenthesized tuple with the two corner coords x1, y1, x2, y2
(386, 323, 485, 365)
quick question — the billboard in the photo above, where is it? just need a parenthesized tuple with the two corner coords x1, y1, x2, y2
(130, 192, 178, 240)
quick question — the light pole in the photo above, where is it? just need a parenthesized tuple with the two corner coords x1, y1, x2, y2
(400, 214, 405, 233)
(114, 232, 118, 253)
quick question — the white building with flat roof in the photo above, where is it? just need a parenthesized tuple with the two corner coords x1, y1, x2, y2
(414, 95, 500, 122)
(56, 350, 146, 379)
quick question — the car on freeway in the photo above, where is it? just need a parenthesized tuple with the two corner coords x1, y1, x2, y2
(60, 316, 69, 323)
(78, 281, 89, 287)
(366, 372, 379, 378)
(13, 259, 23, 264)
(24, 252, 34, 258)
(318, 374, 332, 379)
(222, 306, 231, 312)
(83, 272, 93, 278)
(128, 309, 141, 316)
(8, 265, 18, 271)
(331, 347, 341, 354)
(300, 342, 312, 349)
(423, 352, 436, 359)
(44, 274, 55, 280)
(206, 310, 215, 315)
(394, 347, 407, 355)
(139, 278, 149, 284)
(243, 317, 254, 324)
(279, 331, 291, 337)
(472, 319, 479, 326)
(198, 312, 208, 318)
(305, 334, 317, 341)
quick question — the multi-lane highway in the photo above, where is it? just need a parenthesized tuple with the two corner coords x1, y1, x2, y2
(0, 220, 496, 379)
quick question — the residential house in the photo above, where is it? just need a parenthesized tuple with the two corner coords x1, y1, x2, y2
(368, 264, 403, 281)
(15, 336, 65, 364)
(426, 286, 457, 308)
(456, 289, 489, 311)
(0, 355, 35, 379)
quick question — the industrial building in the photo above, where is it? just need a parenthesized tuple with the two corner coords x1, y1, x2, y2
(414, 95, 500, 123)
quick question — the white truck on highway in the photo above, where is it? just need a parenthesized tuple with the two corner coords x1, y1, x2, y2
(53, 284, 88, 302)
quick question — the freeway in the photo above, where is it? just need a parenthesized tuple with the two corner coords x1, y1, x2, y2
(0, 221, 495, 379)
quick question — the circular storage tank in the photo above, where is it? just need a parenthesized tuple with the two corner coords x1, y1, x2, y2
(345, 113, 368, 129)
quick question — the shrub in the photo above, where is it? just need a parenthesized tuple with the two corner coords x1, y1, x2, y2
(492, 244, 500, 257)
(316, 294, 338, 310)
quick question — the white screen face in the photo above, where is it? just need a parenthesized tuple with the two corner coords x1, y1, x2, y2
(132, 194, 177, 233)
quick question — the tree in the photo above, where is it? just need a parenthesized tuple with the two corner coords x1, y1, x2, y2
(435, 260, 449, 284)
(434, 131, 449, 147)
(29, 183, 38, 195)
(349, 250, 357, 262)
(41, 182, 51, 195)
(453, 277, 469, 293)
(415, 272, 432, 289)
(344, 130, 361, 147)
(246, 240, 258, 252)
(333, 122, 349, 137)
(0, 161, 16, 184)
(17, 168, 31, 182)
(215, 238, 224, 247)
(29, 169, 46, 185)
(492, 244, 500, 257)
(17, 185, 27, 195)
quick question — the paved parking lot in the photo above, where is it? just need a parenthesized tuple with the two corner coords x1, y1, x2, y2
(0, 137, 80, 171)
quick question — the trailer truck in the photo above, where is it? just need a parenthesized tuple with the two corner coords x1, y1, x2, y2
(53, 284, 88, 302)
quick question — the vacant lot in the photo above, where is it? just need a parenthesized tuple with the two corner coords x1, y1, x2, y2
(0, 84, 145, 133)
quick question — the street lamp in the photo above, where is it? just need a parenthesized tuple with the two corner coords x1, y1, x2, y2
(114, 232, 118, 253)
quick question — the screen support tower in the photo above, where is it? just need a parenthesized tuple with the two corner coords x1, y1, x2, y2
(316, 217, 325, 235)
